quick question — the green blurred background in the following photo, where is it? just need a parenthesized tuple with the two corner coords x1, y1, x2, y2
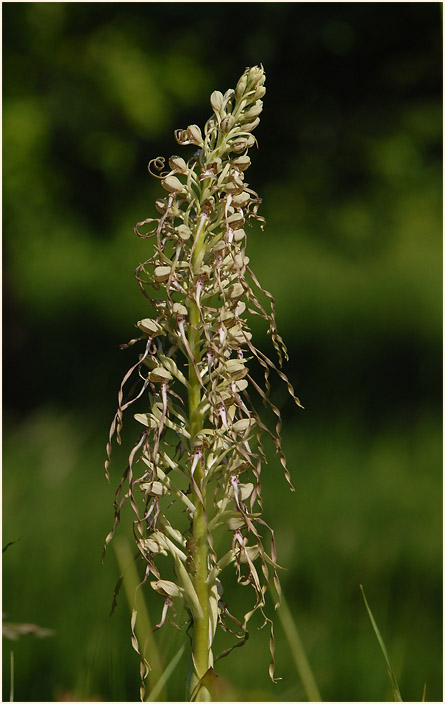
(3, 2, 442, 702)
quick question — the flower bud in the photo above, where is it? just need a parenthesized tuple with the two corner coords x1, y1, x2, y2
(247, 65, 265, 90)
(137, 318, 164, 336)
(230, 139, 247, 154)
(150, 580, 182, 598)
(141, 481, 168, 497)
(212, 241, 227, 256)
(139, 537, 167, 554)
(229, 327, 252, 344)
(239, 545, 260, 564)
(169, 155, 188, 173)
(233, 253, 249, 268)
(227, 282, 244, 299)
(227, 516, 244, 531)
(154, 265, 171, 282)
(233, 228, 246, 241)
(231, 155, 251, 171)
(149, 367, 173, 383)
(176, 224, 192, 240)
(186, 124, 203, 146)
(227, 212, 245, 229)
(232, 417, 255, 433)
(162, 175, 186, 194)
(225, 359, 247, 378)
(235, 72, 248, 100)
(133, 412, 158, 428)
(235, 301, 246, 316)
(221, 115, 236, 133)
(253, 85, 266, 101)
(232, 191, 251, 206)
(233, 378, 248, 392)
(210, 90, 224, 114)
(223, 180, 243, 193)
(242, 101, 263, 121)
(242, 117, 261, 133)
(172, 302, 188, 317)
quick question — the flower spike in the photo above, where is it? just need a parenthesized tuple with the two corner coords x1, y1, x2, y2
(105, 65, 302, 701)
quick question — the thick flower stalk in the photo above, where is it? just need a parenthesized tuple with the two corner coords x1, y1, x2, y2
(104, 65, 302, 702)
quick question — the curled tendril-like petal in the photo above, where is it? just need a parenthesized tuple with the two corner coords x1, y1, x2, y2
(147, 156, 167, 178)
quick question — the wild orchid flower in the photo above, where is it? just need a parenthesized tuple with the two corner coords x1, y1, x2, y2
(105, 64, 302, 702)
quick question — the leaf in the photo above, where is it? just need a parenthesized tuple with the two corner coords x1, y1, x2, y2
(146, 644, 185, 702)
(190, 667, 219, 702)
(270, 586, 322, 702)
(360, 585, 403, 702)
(173, 556, 203, 620)
(209, 583, 220, 643)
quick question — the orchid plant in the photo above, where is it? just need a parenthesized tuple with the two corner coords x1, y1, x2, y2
(105, 65, 302, 702)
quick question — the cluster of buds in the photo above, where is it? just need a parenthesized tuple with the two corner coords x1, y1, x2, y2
(105, 65, 302, 700)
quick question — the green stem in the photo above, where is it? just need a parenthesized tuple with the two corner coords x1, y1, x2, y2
(188, 216, 211, 701)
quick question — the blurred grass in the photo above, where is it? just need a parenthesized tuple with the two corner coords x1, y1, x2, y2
(2, 409, 441, 701)
(360, 585, 402, 702)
